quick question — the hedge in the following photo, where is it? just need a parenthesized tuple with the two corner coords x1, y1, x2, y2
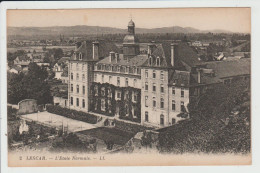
(114, 119, 153, 134)
(46, 104, 97, 124)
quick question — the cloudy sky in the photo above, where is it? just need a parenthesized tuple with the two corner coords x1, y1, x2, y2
(7, 8, 250, 33)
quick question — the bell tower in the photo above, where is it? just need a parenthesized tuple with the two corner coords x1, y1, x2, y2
(123, 19, 140, 59)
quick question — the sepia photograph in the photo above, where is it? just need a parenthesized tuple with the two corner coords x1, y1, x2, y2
(3, 6, 252, 167)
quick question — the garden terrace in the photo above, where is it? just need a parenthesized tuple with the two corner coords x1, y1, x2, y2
(78, 127, 135, 146)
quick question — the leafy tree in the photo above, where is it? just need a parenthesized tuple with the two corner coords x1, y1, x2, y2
(7, 50, 26, 67)
(7, 63, 52, 105)
(159, 80, 250, 154)
(7, 72, 27, 104)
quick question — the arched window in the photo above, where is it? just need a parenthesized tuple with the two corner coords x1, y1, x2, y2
(156, 57, 160, 66)
(149, 56, 152, 66)
(79, 53, 82, 60)
(160, 114, 164, 125)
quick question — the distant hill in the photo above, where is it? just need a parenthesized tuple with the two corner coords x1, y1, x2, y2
(7, 25, 232, 36)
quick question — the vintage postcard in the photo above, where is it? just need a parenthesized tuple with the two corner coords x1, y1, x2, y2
(3, 7, 252, 167)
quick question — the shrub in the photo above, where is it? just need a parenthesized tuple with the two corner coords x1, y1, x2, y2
(114, 119, 153, 134)
(46, 104, 97, 124)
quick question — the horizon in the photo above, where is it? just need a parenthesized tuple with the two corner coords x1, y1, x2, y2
(7, 8, 251, 33)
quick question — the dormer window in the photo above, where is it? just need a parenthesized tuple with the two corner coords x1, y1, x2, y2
(149, 56, 152, 66)
(79, 53, 82, 60)
(156, 57, 160, 66)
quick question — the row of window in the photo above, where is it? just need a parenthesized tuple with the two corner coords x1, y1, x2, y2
(70, 62, 89, 70)
(144, 96, 185, 111)
(95, 64, 141, 74)
(144, 112, 177, 125)
(148, 56, 162, 66)
(70, 97, 85, 108)
(95, 74, 138, 87)
(145, 83, 165, 93)
(71, 84, 85, 94)
(70, 73, 86, 81)
(145, 70, 164, 80)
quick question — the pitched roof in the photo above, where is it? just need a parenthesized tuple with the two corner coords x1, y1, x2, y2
(169, 70, 191, 87)
(16, 55, 30, 61)
(192, 58, 251, 85)
(58, 57, 70, 64)
(97, 53, 148, 67)
(72, 40, 120, 61)
(141, 42, 202, 70)
(11, 65, 22, 72)
(205, 58, 250, 79)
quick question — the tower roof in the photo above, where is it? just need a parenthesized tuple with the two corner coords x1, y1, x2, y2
(128, 19, 135, 27)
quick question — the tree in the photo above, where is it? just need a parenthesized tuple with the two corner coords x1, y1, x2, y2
(159, 80, 250, 154)
(7, 63, 52, 105)
(7, 72, 27, 104)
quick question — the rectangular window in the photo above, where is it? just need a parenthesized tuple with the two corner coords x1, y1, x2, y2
(153, 70, 156, 78)
(145, 70, 148, 78)
(125, 78, 128, 87)
(117, 77, 120, 86)
(153, 97, 156, 107)
(70, 97, 73, 105)
(172, 100, 175, 111)
(82, 74, 85, 80)
(76, 73, 79, 80)
(145, 111, 149, 122)
(153, 83, 156, 92)
(76, 98, 79, 107)
(172, 87, 175, 95)
(181, 88, 184, 97)
(160, 98, 164, 109)
(161, 84, 164, 93)
(71, 73, 73, 80)
(134, 93, 137, 102)
(145, 96, 148, 107)
(133, 79, 137, 87)
(181, 101, 185, 112)
(109, 76, 112, 83)
(82, 99, 85, 108)
(145, 82, 148, 91)
(77, 85, 79, 93)
(160, 71, 164, 80)
(94, 74, 97, 82)
(117, 91, 121, 99)
(83, 86, 85, 94)
(71, 84, 73, 92)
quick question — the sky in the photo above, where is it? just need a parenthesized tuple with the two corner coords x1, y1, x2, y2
(7, 8, 251, 33)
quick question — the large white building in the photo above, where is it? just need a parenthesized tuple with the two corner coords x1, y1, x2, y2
(68, 20, 250, 128)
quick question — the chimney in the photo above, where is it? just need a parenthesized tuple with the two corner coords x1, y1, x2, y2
(109, 51, 115, 62)
(92, 41, 99, 60)
(171, 43, 178, 67)
(115, 53, 120, 63)
(147, 41, 156, 55)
